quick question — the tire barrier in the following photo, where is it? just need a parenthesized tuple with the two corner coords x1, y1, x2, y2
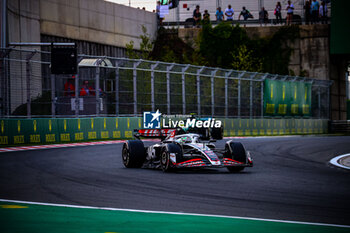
(0, 118, 328, 146)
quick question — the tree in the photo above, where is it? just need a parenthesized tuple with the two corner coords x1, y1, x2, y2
(125, 25, 153, 59)
(231, 45, 263, 72)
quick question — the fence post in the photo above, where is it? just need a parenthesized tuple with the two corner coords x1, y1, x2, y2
(0, 49, 10, 116)
(166, 64, 174, 115)
(236, 72, 246, 118)
(197, 73, 201, 116)
(225, 74, 228, 117)
(133, 61, 140, 116)
(115, 61, 119, 116)
(75, 72, 79, 117)
(51, 74, 55, 117)
(260, 74, 268, 118)
(5, 56, 9, 116)
(197, 67, 204, 116)
(182, 65, 190, 115)
(225, 71, 233, 117)
(327, 84, 330, 119)
(211, 69, 217, 117)
(238, 79, 241, 117)
(250, 80, 253, 118)
(151, 62, 159, 112)
(261, 81, 264, 118)
(26, 51, 36, 118)
(26, 59, 31, 118)
(95, 61, 100, 116)
(318, 86, 321, 118)
(182, 69, 186, 114)
(151, 67, 155, 112)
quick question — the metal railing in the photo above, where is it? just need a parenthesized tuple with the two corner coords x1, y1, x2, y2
(162, 17, 330, 28)
(0, 47, 332, 118)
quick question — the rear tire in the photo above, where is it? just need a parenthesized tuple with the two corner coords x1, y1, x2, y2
(122, 140, 146, 168)
(224, 141, 247, 173)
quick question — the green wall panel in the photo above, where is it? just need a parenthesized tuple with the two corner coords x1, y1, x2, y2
(264, 80, 311, 117)
(0, 118, 329, 146)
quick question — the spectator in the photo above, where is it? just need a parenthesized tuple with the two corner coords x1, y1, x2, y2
(225, 5, 234, 21)
(156, 1, 163, 25)
(64, 77, 75, 97)
(259, 7, 269, 25)
(239, 6, 253, 20)
(304, 1, 311, 24)
(286, 1, 294, 25)
(80, 80, 94, 96)
(203, 10, 210, 24)
(193, 5, 201, 27)
(168, 0, 173, 8)
(319, 1, 327, 24)
(216, 7, 224, 22)
(311, 0, 319, 24)
(274, 2, 282, 24)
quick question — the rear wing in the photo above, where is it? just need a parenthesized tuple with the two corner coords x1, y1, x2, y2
(133, 128, 176, 140)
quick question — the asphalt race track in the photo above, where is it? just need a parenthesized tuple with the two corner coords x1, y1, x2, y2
(1, 136, 350, 226)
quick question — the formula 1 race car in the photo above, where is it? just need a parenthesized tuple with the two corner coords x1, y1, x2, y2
(122, 128, 253, 172)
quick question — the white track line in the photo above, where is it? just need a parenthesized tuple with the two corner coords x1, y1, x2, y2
(0, 135, 317, 153)
(0, 139, 167, 153)
(0, 199, 349, 228)
(0, 141, 127, 153)
(330, 153, 350, 170)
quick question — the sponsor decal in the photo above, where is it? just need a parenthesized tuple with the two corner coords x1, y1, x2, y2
(14, 135, 24, 144)
(88, 132, 96, 139)
(30, 134, 41, 143)
(204, 150, 220, 162)
(0, 136, 8, 144)
(75, 132, 84, 140)
(45, 134, 55, 142)
(143, 110, 221, 129)
(60, 133, 70, 142)
(169, 153, 176, 164)
(143, 110, 161, 129)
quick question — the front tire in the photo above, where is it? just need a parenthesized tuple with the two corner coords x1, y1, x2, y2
(160, 143, 182, 172)
(160, 150, 172, 172)
(224, 141, 247, 173)
(122, 140, 146, 168)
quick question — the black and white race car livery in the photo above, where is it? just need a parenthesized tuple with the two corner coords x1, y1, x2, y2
(122, 128, 253, 172)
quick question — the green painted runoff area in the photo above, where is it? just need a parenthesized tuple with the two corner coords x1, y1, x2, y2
(1, 201, 349, 233)
(0, 117, 328, 146)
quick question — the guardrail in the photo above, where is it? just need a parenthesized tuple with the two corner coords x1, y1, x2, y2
(0, 118, 328, 146)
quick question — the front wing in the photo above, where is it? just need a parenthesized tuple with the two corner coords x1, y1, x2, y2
(174, 157, 253, 168)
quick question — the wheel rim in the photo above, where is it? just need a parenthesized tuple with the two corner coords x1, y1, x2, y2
(161, 151, 168, 169)
(122, 146, 129, 166)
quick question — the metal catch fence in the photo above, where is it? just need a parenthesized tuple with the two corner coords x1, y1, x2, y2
(0, 47, 332, 118)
